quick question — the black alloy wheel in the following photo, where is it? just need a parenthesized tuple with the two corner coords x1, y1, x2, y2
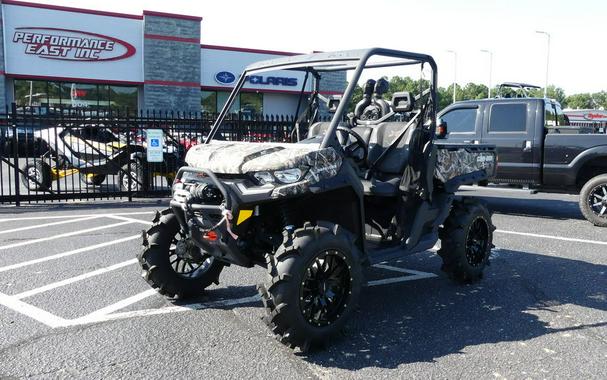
(299, 250, 352, 327)
(465, 217, 490, 268)
(169, 230, 215, 279)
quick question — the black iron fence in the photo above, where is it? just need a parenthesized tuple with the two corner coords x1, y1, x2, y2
(0, 104, 313, 205)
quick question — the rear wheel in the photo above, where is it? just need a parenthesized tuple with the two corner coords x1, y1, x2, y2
(579, 174, 607, 227)
(119, 160, 150, 192)
(258, 222, 363, 351)
(138, 208, 224, 298)
(439, 199, 494, 283)
(21, 160, 52, 191)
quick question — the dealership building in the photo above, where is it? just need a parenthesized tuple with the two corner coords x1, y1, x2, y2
(0, 0, 345, 115)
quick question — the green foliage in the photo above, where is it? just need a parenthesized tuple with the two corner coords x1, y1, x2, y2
(346, 76, 606, 113)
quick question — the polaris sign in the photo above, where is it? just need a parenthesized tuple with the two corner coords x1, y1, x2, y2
(214, 71, 298, 87)
(246, 75, 297, 86)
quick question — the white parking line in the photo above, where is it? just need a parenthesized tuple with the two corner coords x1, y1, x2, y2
(0, 211, 154, 222)
(0, 292, 68, 328)
(496, 229, 607, 246)
(0, 220, 133, 250)
(13, 259, 138, 299)
(368, 264, 438, 286)
(105, 215, 153, 225)
(82, 289, 158, 319)
(0, 216, 99, 235)
(70, 294, 262, 327)
(0, 234, 141, 273)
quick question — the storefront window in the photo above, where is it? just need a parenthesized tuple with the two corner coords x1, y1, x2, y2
(14, 80, 48, 108)
(13, 79, 138, 114)
(240, 92, 263, 115)
(202, 90, 264, 116)
(109, 86, 138, 114)
(201, 91, 217, 114)
(217, 91, 240, 114)
(47, 82, 62, 109)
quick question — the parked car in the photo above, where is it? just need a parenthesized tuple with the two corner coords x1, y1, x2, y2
(439, 96, 607, 226)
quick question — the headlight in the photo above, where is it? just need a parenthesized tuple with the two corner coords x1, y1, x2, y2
(273, 168, 302, 184)
(253, 171, 274, 185)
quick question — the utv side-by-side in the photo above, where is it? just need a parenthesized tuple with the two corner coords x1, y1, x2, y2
(139, 48, 498, 351)
(20, 124, 183, 192)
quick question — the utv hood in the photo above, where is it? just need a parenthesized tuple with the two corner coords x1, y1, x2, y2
(185, 141, 341, 175)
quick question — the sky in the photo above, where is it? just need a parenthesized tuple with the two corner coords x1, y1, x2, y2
(20, 0, 607, 94)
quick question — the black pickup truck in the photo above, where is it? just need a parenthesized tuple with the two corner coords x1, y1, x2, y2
(438, 97, 607, 226)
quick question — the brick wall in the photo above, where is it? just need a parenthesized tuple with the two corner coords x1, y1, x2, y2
(318, 71, 346, 117)
(0, 5, 6, 111)
(143, 14, 201, 112)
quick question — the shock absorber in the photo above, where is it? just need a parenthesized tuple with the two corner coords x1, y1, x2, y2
(279, 200, 297, 228)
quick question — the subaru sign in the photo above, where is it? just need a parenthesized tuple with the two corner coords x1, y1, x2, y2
(215, 71, 236, 85)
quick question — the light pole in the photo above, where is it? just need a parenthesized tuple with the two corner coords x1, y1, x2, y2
(447, 50, 457, 103)
(536, 30, 550, 98)
(480, 49, 493, 98)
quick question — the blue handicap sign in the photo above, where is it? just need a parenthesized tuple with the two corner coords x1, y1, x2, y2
(150, 138, 160, 147)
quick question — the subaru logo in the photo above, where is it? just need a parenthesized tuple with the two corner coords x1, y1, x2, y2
(215, 71, 236, 85)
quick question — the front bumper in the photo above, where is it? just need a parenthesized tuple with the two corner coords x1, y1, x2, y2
(170, 167, 253, 267)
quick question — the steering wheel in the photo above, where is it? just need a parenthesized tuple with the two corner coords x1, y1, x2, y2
(336, 126, 368, 164)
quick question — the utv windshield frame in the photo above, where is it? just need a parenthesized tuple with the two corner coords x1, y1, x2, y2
(205, 47, 438, 148)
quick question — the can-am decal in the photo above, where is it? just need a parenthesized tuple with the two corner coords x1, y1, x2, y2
(12, 27, 136, 62)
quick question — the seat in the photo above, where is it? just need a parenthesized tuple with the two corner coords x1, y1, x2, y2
(362, 121, 419, 196)
(307, 122, 373, 146)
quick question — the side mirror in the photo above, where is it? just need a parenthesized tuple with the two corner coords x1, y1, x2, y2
(391, 92, 414, 113)
(436, 119, 448, 138)
(327, 95, 341, 113)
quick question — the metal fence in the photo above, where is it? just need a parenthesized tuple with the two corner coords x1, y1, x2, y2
(0, 104, 311, 205)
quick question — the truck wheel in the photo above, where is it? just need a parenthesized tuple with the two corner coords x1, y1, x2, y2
(579, 174, 607, 227)
(120, 160, 150, 192)
(439, 199, 494, 283)
(258, 222, 363, 351)
(21, 160, 52, 191)
(138, 208, 224, 298)
(81, 174, 106, 186)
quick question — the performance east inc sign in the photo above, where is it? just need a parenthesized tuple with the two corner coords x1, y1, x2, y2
(12, 27, 136, 62)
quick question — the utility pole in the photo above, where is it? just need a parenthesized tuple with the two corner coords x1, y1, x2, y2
(536, 31, 550, 98)
(447, 50, 457, 103)
(480, 49, 493, 98)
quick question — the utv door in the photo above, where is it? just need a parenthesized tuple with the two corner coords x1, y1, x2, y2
(480, 101, 541, 185)
(439, 105, 482, 144)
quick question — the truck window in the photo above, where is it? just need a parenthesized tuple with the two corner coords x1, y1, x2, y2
(545, 103, 557, 127)
(554, 104, 569, 126)
(489, 103, 527, 132)
(441, 108, 477, 134)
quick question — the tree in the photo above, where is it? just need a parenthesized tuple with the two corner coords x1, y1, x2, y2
(566, 93, 594, 109)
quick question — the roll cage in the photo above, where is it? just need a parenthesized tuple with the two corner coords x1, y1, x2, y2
(205, 48, 438, 147)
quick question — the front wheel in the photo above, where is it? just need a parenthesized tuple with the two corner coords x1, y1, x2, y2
(138, 208, 224, 298)
(258, 222, 363, 351)
(579, 174, 607, 227)
(438, 199, 494, 283)
(21, 160, 52, 191)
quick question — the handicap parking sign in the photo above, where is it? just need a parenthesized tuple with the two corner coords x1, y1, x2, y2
(146, 129, 164, 162)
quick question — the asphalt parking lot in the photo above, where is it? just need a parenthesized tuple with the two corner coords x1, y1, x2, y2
(0, 190, 605, 379)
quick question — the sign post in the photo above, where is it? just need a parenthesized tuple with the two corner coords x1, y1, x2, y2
(146, 129, 164, 163)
